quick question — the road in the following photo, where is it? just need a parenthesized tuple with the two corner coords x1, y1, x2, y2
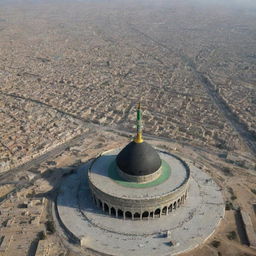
(198, 73, 256, 155)
(1, 24, 255, 205)
(128, 25, 256, 156)
(0, 131, 90, 182)
(0, 130, 95, 204)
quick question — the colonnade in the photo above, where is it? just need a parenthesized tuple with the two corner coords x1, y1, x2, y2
(91, 191, 188, 220)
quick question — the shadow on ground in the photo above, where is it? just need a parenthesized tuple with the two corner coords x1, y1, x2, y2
(234, 209, 249, 246)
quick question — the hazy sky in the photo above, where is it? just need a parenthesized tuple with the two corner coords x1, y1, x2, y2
(188, 0, 256, 8)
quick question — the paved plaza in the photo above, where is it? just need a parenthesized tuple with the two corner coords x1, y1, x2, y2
(56, 150, 225, 256)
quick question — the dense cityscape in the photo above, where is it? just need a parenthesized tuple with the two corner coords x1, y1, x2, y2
(0, 0, 255, 255)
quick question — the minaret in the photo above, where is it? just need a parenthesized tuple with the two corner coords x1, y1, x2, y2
(116, 102, 161, 181)
(134, 103, 143, 143)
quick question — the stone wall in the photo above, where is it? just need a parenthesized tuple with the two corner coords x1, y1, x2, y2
(88, 173, 189, 220)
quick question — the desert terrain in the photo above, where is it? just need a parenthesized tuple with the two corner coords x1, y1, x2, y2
(0, 0, 255, 255)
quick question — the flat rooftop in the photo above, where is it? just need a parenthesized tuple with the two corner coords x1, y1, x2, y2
(88, 149, 189, 199)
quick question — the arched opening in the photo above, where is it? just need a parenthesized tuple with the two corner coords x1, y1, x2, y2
(118, 209, 124, 218)
(150, 212, 154, 218)
(168, 204, 172, 213)
(110, 207, 116, 216)
(125, 211, 132, 219)
(178, 199, 181, 207)
(142, 211, 149, 219)
(134, 212, 140, 220)
(99, 199, 103, 209)
(181, 195, 184, 203)
(173, 201, 177, 210)
(162, 206, 167, 215)
(154, 208, 161, 217)
(104, 203, 109, 213)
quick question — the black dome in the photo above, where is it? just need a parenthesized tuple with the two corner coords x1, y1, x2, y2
(116, 141, 161, 176)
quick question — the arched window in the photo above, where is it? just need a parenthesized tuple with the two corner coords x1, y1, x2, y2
(155, 208, 161, 217)
(142, 211, 149, 219)
(134, 212, 140, 219)
(173, 202, 177, 210)
(150, 212, 154, 218)
(178, 199, 181, 207)
(162, 206, 167, 215)
(111, 207, 116, 216)
(118, 209, 124, 218)
(104, 203, 109, 213)
(168, 204, 172, 213)
(125, 211, 132, 219)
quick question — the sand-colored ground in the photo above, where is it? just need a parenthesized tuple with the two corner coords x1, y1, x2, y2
(0, 184, 15, 197)
(0, 127, 255, 256)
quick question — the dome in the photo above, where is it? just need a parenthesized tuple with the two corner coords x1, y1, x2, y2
(116, 141, 162, 176)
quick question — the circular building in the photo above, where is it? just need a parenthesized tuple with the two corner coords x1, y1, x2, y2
(88, 104, 190, 220)
(56, 103, 225, 256)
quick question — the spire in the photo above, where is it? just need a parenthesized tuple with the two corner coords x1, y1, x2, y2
(134, 103, 143, 143)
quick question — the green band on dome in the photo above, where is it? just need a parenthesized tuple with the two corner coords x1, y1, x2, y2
(108, 159, 171, 188)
